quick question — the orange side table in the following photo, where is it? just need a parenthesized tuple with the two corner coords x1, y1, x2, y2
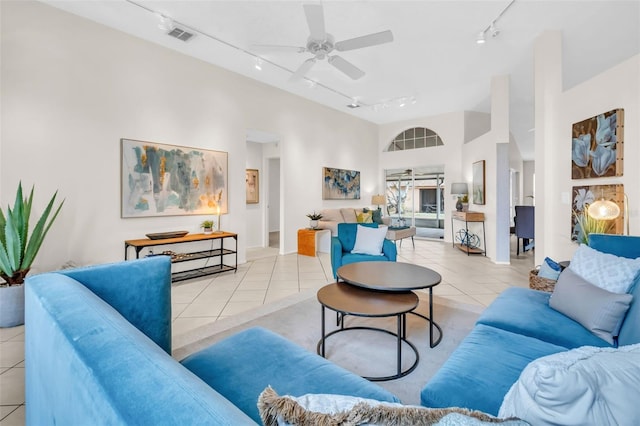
(298, 229, 320, 257)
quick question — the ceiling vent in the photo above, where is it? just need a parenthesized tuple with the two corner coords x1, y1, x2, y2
(167, 27, 195, 42)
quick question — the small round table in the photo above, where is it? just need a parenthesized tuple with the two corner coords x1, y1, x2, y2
(337, 262, 443, 348)
(316, 282, 420, 381)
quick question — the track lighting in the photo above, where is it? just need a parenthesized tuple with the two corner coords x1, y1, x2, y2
(490, 23, 500, 37)
(156, 13, 174, 32)
(476, 0, 515, 45)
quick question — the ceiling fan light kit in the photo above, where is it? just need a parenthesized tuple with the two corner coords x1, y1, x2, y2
(260, 3, 393, 81)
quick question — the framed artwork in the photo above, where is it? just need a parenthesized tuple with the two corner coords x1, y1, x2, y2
(472, 160, 485, 205)
(246, 169, 259, 204)
(121, 139, 228, 218)
(571, 184, 624, 242)
(571, 108, 624, 179)
(322, 167, 360, 200)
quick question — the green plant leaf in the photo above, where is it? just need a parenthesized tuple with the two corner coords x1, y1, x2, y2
(21, 192, 64, 270)
(0, 239, 14, 276)
(4, 208, 22, 272)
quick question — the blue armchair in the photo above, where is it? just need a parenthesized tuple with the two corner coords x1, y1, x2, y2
(331, 223, 397, 279)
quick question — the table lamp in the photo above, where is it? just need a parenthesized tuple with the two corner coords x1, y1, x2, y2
(371, 195, 385, 210)
(451, 183, 468, 212)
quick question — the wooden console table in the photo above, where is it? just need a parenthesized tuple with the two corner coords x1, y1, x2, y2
(451, 211, 486, 255)
(124, 232, 237, 282)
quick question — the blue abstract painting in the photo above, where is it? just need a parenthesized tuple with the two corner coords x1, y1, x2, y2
(323, 167, 360, 200)
(121, 139, 228, 217)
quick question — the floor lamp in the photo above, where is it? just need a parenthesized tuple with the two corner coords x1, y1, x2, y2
(588, 193, 630, 235)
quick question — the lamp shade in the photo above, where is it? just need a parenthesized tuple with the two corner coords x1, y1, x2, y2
(371, 195, 386, 206)
(451, 182, 468, 195)
(588, 199, 620, 220)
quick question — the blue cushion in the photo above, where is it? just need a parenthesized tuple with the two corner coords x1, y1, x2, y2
(420, 324, 566, 415)
(341, 252, 389, 266)
(181, 327, 399, 423)
(59, 256, 172, 353)
(588, 234, 640, 346)
(477, 287, 613, 348)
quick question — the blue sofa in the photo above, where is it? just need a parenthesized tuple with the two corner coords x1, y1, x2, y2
(421, 234, 640, 415)
(331, 222, 397, 278)
(25, 256, 399, 425)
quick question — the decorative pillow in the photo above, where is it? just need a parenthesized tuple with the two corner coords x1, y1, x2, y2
(356, 211, 373, 223)
(549, 268, 633, 344)
(341, 208, 358, 223)
(351, 225, 387, 256)
(568, 244, 640, 294)
(258, 387, 528, 426)
(371, 208, 383, 224)
(320, 209, 343, 223)
(537, 257, 561, 280)
(499, 344, 640, 425)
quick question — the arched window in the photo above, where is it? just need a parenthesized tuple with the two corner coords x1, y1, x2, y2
(386, 127, 443, 152)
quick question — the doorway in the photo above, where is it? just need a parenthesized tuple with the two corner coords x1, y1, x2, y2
(268, 157, 280, 249)
(385, 166, 445, 239)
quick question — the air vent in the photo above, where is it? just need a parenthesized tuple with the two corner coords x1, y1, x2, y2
(167, 27, 195, 42)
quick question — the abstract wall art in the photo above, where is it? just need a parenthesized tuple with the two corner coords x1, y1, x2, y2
(571, 184, 624, 242)
(571, 108, 624, 179)
(121, 139, 228, 218)
(246, 169, 259, 204)
(322, 167, 360, 200)
(472, 160, 485, 205)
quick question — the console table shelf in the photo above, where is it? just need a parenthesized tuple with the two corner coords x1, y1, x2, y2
(124, 232, 237, 282)
(451, 211, 486, 256)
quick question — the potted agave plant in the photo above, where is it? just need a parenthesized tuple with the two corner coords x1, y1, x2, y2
(0, 182, 64, 327)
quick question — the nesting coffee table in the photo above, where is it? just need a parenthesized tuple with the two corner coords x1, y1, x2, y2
(338, 261, 443, 348)
(316, 261, 443, 381)
(316, 283, 420, 381)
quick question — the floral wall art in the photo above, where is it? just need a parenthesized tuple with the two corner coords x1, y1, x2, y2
(121, 139, 228, 218)
(322, 167, 360, 200)
(571, 184, 624, 242)
(571, 109, 624, 179)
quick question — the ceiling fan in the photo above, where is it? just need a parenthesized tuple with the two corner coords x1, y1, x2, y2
(252, 4, 393, 81)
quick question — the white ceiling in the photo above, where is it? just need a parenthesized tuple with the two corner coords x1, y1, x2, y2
(43, 0, 640, 160)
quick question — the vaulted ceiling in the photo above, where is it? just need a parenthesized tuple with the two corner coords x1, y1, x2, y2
(44, 1, 640, 160)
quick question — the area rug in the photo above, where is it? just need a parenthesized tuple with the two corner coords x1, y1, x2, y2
(173, 289, 482, 405)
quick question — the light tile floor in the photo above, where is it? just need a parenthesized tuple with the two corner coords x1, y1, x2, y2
(0, 237, 534, 425)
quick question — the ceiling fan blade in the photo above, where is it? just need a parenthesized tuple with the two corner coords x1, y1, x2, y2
(251, 44, 306, 53)
(289, 58, 316, 82)
(335, 30, 394, 52)
(328, 55, 365, 80)
(303, 4, 326, 40)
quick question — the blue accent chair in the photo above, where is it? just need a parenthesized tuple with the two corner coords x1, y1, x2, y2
(330, 223, 397, 278)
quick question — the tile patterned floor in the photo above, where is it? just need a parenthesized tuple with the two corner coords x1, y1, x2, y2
(0, 237, 533, 424)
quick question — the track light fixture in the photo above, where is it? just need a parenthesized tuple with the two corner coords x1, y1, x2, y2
(156, 13, 174, 32)
(476, 0, 515, 45)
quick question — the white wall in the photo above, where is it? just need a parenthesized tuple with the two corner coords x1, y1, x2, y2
(0, 1, 379, 272)
(536, 30, 639, 264)
(522, 161, 535, 205)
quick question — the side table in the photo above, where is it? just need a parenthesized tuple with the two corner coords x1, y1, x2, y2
(297, 228, 330, 257)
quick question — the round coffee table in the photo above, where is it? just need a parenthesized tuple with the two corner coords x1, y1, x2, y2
(337, 262, 443, 348)
(316, 282, 420, 381)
